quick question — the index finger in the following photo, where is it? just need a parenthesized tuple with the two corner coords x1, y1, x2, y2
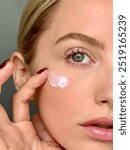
(12, 69, 48, 122)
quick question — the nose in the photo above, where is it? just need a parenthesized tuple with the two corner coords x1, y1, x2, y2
(95, 65, 113, 107)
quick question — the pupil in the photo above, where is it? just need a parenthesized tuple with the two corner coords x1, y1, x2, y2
(72, 53, 84, 62)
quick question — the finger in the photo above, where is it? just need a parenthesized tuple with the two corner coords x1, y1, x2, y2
(0, 60, 14, 85)
(0, 105, 10, 128)
(12, 69, 48, 122)
(32, 113, 61, 148)
(32, 113, 54, 141)
(0, 137, 7, 150)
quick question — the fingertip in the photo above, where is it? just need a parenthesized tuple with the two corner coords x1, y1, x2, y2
(33, 69, 48, 87)
(0, 61, 14, 85)
(0, 59, 10, 69)
(37, 68, 48, 74)
(1, 60, 14, 71)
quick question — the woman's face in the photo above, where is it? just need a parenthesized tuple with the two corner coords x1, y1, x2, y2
(30, 0, 113, 149)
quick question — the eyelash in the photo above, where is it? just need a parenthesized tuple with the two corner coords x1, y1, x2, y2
(65, 47, 95, 67)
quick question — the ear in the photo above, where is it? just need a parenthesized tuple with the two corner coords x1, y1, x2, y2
(11, 52, 31, 90)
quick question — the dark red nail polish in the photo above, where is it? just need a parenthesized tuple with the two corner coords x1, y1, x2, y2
(37, 68, 47, 74)
(0, 59, 10, 69)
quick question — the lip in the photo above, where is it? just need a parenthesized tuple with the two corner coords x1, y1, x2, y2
(79, 117, 113, 141)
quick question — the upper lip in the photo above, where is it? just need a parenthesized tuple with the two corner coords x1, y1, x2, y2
(80, 117, 113, 127)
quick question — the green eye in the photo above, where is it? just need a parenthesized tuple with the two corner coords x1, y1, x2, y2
(65, 48, 94, 67)
(71, 52, 90, 64)
(72, 53, 85, 62)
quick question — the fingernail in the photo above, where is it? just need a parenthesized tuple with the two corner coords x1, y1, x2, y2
(0, 59, 10, 69)
(37, 68, 48, 74)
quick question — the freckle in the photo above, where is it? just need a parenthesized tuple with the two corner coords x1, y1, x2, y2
(48, 71, 69, 89)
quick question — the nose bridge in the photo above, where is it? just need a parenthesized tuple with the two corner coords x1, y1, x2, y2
(105, 62, 113, 90)
(95, 60, 113, 106)
(105, 55, 113, 93)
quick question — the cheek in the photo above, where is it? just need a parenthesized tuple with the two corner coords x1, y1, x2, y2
(37, 75, 96, 129)
(38, 80, 79, 125)
(37, 75, 97, 149)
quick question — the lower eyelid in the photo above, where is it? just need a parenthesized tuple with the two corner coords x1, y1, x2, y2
(65, 60, 93, 68)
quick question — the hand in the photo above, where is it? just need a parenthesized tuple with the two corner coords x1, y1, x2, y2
(0, 60, 64, 150)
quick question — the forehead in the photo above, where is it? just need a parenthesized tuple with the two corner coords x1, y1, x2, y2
(50, 0, 112, 43)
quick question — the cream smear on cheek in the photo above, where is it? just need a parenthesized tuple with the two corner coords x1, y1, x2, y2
(48, 71, 69, 89)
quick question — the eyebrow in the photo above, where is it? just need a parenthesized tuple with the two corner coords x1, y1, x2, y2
(55, 32, 105, 49)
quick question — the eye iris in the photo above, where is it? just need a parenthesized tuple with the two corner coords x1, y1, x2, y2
(72, 53, 84, 62)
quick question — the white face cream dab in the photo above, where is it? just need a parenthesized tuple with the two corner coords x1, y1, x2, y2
(48, 71, 69, 89)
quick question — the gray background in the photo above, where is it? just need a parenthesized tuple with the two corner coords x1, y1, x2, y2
(0, 0, 35, 119)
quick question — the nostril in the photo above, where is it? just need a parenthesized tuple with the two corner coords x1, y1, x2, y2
(101, 100, 108, 103)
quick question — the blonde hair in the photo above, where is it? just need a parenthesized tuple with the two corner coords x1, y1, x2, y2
(18, 0, 60, 64)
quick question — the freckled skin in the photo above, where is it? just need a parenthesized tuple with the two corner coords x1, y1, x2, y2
(30, 0, 113, 150)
